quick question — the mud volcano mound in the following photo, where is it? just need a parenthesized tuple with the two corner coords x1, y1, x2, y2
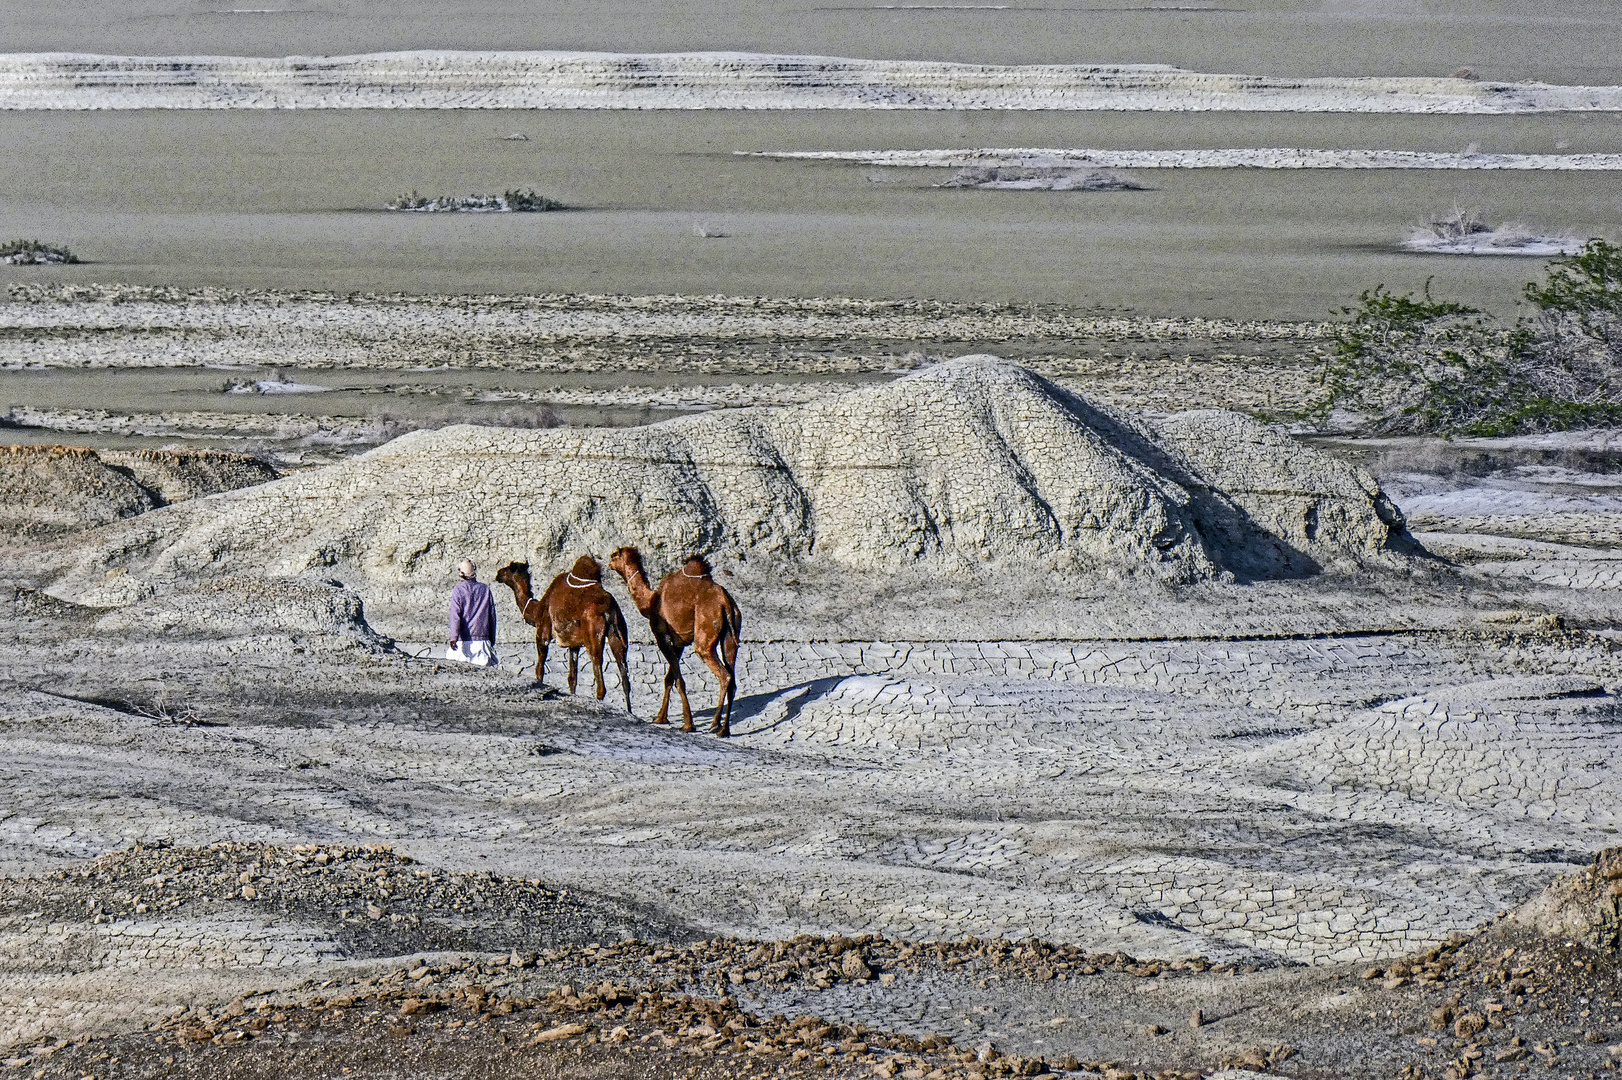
(32, 358, 1409, 632)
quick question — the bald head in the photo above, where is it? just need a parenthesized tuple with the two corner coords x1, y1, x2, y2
(458, 559, 476, 580)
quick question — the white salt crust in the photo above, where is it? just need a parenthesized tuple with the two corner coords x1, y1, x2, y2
(2, 51, 1620, 112)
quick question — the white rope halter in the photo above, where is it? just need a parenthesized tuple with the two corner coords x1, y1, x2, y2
(682, 567, 709, 578)
(565, 573, 597, 588)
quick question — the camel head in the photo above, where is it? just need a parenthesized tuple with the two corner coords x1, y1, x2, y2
(569, 554, 603, 582)
(607, 546, 644, 580)
(493, 561, 529, 590)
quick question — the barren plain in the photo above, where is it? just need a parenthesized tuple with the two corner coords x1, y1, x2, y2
(3, 319, 1622, 1079)
(5, 1, 1622, 1076)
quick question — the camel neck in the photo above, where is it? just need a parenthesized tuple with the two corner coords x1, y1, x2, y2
(503, 575, 533, 608)
(619, 565, 659, 615)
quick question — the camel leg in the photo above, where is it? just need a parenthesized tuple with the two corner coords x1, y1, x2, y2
(722, 626, 740, 736)
(533, 607, 553, 685)
(695, 636, 733, 737)
(567, 647, 580, 695)
(654, 656, 680, 726)
(535, 627, 550, 684)
(588, 628, 608, 702)
(608, 624, 632, 714)
(672, 652, 696, 733)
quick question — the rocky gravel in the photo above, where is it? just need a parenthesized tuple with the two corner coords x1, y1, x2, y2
(1, 842, 695, 963)
(6, 846, 1621, 1080)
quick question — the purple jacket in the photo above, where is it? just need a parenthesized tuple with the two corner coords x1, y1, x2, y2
(449, 578, 496, 643)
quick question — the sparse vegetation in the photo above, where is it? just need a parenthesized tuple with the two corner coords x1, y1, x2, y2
(1324, 239, 1622, 435)
(1403, 206, 1577, 256)
(936, 165, 1143, 191)
(0, 239, 78, 265)
(1525, 235, 1622, 316)
(385, 189, 564, 213)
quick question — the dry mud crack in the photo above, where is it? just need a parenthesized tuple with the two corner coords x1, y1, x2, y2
(0, 286, 1334, 466)
(5, 358, 1622, 1077)
(4, 582, 1622, 1074)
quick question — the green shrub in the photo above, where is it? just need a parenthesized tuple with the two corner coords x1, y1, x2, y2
(1324, 239, 1622, 435)
(1524, 237, 1622, 317)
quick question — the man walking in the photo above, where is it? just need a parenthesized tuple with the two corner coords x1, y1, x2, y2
(447, 558, 498, 667)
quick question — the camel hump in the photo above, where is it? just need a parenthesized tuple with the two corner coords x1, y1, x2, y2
(570, 554, 603, 581)
(683, 555, 712, 578)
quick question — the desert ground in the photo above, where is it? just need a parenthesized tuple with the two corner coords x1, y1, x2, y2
(3, 344, 1622, 1080)
(5, 1, 1622, 1077)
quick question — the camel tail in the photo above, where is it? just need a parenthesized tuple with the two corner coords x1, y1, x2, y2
(721, 596, 742, 736)
(607, 600, 633, 714)
(610, 599, 631, 646)
(723, 596, 743, 667)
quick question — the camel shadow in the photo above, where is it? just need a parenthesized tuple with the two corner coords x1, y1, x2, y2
(727, 676, 847, 738)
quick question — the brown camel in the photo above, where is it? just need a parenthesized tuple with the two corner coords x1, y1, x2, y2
(607, 546, 742, 737)
(494, 556, 632, 712)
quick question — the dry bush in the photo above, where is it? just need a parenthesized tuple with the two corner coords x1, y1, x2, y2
(386, 189, 564, 212)
(0, 239, 77, 265)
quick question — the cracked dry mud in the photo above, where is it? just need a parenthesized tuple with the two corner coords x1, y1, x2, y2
(3, 573, 1622, 1078)
(3, 334, 1622, 1079)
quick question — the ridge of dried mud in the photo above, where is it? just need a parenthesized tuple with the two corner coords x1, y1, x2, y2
(0, 286, 1336, 466)
(7, 358, 1414, 645)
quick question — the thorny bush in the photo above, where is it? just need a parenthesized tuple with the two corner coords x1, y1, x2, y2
(1324, 238, 1622, 435)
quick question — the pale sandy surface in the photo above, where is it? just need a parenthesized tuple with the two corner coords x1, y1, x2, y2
(2, 1, 1618, 318)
